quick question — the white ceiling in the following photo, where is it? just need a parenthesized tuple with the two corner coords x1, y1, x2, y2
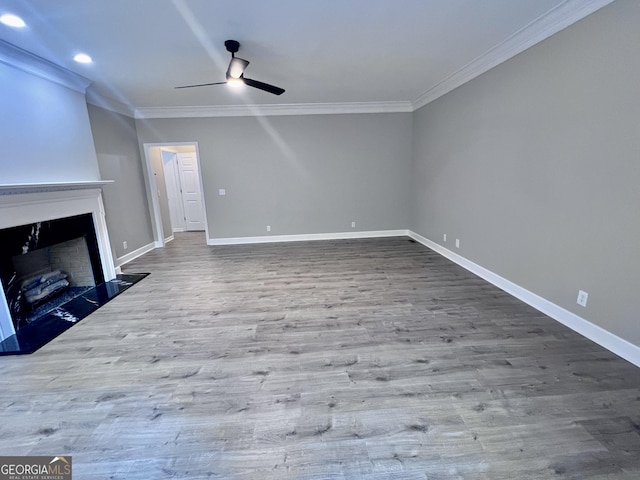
(0, 0, 612, 115)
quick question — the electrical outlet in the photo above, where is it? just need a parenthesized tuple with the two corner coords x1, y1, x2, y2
(266, 225, 271, 232)
(123, 241, 128, 250)
(351, 221, 356, 228)
(577, 290, 589, 307)
(218, 188, 226, 196)
(443, 234, 447, 242)
(455, 238, 460, 248)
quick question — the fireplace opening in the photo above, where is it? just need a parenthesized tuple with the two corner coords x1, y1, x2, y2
(0, 213, 105, 333)
(12, 237, 96, 325)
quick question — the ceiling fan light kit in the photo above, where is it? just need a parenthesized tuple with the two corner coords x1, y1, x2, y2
(226, 77, 245, 88)
(176, 39, 285, 95)
(227, 57, 249, 79)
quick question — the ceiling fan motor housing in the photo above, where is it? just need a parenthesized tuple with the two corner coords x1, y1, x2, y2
(224, 40, 240, 54)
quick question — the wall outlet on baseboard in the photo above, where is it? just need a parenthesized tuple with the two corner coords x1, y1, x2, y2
(266, 225, 271, 232)
(123, 241, 128, 250)
(577, 290, 589, 307)
(351, 221, 356, 228)
(455, 238, 460, 248)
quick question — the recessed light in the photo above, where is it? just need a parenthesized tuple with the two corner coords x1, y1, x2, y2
(0, 13, 26, 28)
(73, 53, 93, 64)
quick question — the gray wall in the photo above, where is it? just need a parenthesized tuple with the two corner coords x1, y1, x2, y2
(136, 113, 413, 239)
(0, 61, 100, 184)
(411, 0, 640, 346)
(87, 105, 154, 261)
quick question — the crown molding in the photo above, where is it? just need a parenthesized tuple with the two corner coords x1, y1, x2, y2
(84, 0, 615, 119)
(86, 90, 136, 118)
(0, 39, 91, 93)
(135, 101, 413, 119)
(412, 0, 615, 110)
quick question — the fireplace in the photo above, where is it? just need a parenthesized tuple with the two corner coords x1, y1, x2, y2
(0, 184, 117, 342)
(1, 214, 105, 332)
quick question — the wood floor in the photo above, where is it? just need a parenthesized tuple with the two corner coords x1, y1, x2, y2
(1, 233, 639, 479)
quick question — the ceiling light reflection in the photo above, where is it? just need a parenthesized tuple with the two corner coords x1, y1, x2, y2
(0, 13, 26, 28)
(73, 53, 93, 64)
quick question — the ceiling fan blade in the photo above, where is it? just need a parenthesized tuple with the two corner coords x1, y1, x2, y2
(243, 77, 285, 95)
(175, 81, 226, 89)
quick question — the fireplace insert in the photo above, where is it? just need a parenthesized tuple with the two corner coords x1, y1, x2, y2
(0, 214, 104, 332)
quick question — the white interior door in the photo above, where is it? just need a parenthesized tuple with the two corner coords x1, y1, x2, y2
(161, 149, 186, 232)
(177, 152, 205, 231)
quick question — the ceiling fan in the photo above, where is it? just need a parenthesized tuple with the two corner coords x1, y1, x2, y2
(175, 40, 285, 95)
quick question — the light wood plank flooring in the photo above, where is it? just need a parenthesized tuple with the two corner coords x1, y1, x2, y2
(1, 233, 639, 479)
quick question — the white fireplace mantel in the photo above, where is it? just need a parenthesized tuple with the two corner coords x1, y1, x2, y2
(0, 181, 113, 196)
(0, 183, 116, 341)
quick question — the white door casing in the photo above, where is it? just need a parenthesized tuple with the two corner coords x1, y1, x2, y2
(142, 142, 209, 247)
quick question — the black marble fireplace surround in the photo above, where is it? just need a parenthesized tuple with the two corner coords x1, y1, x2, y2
(1, 214, 104, 332)
(0, 214, 148, 355)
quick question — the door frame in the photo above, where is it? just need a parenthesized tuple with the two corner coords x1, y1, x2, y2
(142, 142, 209, 247)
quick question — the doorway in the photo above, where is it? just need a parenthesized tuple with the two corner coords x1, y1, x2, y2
(143, 142, 208, 247)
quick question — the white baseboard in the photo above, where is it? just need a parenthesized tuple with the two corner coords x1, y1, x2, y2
(207, 229, 409, 246)
(115, 241, 156, 268)
(164, 235, 175, 244)
(407, 231, 640, 368)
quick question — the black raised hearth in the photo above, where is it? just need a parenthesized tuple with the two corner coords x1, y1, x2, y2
(0, 273, 148, 355)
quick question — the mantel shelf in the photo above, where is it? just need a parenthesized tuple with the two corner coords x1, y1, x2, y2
(0, 181, 114, 195)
